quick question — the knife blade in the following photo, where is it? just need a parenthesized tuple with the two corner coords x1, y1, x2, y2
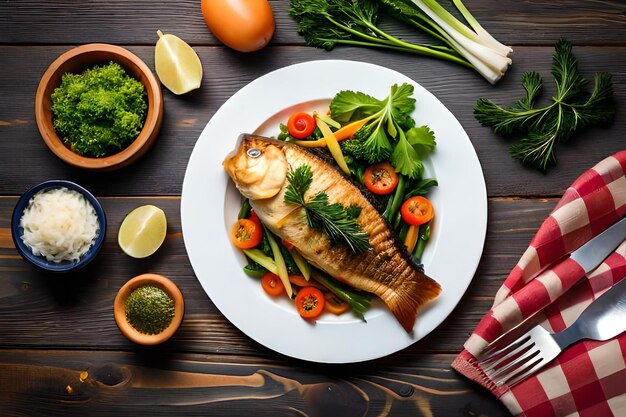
(570, 216, 626, 273)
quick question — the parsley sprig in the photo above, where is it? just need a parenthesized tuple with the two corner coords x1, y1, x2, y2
(284, 165, 371, 253)
(474, 39, 615, 172)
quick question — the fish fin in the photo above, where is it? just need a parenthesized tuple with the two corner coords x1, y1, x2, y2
(385, 273, 442, 333)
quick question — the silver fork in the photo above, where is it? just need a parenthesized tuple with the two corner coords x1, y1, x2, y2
(477, 277, 626, 387)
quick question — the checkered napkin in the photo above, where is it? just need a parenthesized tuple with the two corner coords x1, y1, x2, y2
(452, 151, 626, 417)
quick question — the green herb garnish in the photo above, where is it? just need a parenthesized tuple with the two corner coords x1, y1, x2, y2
(284, 164, 371, 253)
(51, 61, 147, 157)
(124, 285, 175, 335)
(332, 83, 436, 179)
(474, 39, 615, 172)
(288, 0, 513, 84)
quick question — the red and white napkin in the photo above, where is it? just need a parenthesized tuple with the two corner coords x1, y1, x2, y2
(452, 151, 626, 417)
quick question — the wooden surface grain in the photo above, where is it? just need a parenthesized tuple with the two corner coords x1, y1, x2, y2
(1, 1, 625, 416)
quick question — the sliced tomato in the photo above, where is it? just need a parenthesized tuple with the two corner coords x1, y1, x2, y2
(281, 239, 295, 251)
(230, 218, 263, 249)
(287, 112, 316, 139)
(295, 286, 325, 319)
(363, 162, 399, 195)
(261, 272, 285, 297)
(400, 196, 434, 226)
(324, 292, 350, 315)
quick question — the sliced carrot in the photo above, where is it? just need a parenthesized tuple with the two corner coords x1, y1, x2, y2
(404, 224, 419, 253)
(324, 292, 350, 315)
(294, 115, 374, 148)
(289, 274, 324, 289)
(333, 116, 373, 140)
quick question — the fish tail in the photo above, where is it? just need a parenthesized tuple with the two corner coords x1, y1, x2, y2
(384, 274, 442, 333)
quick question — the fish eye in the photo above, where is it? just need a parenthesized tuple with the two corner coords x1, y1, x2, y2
(247, 148, 262, 159)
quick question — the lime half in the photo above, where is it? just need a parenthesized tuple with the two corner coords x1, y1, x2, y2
(154, 30, 203, 95)
(118, 205, 167, 258)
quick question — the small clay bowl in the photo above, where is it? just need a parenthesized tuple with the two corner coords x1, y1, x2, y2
(11, 180, 106, 273)
(35, 43, 163, 171)
(114, 273, 184, 345)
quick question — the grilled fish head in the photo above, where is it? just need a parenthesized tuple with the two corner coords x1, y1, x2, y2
(223, 134, 288, 200)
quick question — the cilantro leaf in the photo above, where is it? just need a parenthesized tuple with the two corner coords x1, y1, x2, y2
(335, 83, 436, 179)
(391, 130, 423, 178)
(388, 83, 416, 130)
(406, 125, 436, 153)
(330, 89, 383, 122)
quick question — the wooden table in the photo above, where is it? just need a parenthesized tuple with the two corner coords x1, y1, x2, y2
(1, 1, 624, 415)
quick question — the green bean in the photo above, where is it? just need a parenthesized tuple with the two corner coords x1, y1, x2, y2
(413, 222, 431, 262)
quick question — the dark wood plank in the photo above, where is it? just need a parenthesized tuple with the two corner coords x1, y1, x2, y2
(0, 349, 510, 417)
(0, 195, 552, 355)
(0, 0, 624, 45)
(0, 45, 624, 198)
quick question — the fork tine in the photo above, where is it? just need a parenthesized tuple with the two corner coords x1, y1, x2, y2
(479, 332, 532, 364)
(480, 335, 533, 373)
(488, 345, 540, 381)
(499, 355, 548, 387)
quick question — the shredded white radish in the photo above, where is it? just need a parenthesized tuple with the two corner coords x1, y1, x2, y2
(20, 187, 99, 263)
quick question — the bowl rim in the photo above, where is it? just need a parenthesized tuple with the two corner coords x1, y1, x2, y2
(114, 273, 185, 345)
(35, 43, 163, 171)
(11, 179, 107, 272)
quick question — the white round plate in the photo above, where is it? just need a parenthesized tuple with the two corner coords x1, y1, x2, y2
(181, 60, 487, 363)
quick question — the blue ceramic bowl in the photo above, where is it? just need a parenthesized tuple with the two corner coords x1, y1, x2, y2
(11, 180, 107, 273)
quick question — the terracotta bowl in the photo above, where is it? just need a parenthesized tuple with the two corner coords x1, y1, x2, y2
(114, 273, 184, 345)
(35, 44, 164, 171)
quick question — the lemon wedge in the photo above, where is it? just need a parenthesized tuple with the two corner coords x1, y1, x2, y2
(118, 205, 167, 258)
(154, 30, 203, 95)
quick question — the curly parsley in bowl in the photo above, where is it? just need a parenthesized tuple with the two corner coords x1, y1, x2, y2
(51, 61, 147, 157)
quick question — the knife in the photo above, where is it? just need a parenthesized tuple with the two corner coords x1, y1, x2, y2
(479, 216, 626, 354)
(530, 215, 626, 286)
(570, 216, 626, 273)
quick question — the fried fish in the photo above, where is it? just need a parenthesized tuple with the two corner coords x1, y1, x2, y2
(223, 134, 441, 332)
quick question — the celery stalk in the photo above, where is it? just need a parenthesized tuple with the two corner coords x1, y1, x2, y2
(242, 249, 278, 274)
(289, 249, 311, 280)
(265, 228, 294, 298)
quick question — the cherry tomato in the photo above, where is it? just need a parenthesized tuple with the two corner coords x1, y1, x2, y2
(363, 162, 399, 195)
(324, 292, 350, 315)
(400, 196, 434, 226)
(248, 209, 262, 228)
(295, 287, 325, 319)
(261, 272, 285, 296)
(230, 218, 263, 249)
(201, 0, 275, 53)
(287, 112, 316, 139)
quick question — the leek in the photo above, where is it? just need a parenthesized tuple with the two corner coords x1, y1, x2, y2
(290, 0, 513, 84)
